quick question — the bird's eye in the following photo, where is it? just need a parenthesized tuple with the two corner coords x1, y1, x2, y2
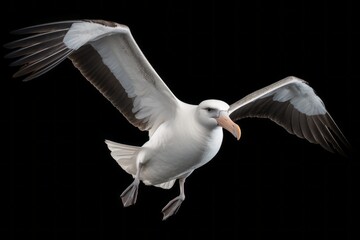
(205, 107, 213, 112)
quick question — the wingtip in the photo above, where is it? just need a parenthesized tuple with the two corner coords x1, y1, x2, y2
(339, 143, 353, 159)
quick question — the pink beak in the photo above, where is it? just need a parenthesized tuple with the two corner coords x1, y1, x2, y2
(216, 113, 241, 140)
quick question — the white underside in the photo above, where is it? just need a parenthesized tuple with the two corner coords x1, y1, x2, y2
(106, 103, 224, 189)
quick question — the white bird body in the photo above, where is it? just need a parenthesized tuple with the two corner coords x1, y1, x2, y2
(108, 101, 225, 188)
(107, 103, 223, 188)
(5, 19, 350, 220)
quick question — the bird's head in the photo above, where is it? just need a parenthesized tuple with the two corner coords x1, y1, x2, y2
(197, 100, 241, 140)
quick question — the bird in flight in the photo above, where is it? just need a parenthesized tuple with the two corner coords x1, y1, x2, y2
(5, 19, 350, 220)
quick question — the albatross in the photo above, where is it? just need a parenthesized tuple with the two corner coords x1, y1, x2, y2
(5, 19, 350, 220)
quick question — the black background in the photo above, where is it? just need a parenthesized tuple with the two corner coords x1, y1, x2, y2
(1, 0, 359, 239)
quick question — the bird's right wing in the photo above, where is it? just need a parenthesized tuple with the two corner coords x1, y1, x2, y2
(5, 20, 180, 136)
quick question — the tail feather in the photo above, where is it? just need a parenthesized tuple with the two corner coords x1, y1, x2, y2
(105, 139, 140, 176)
(105, 139, 177, 190)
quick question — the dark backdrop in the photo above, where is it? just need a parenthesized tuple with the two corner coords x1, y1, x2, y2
(1, 0, 358, 239)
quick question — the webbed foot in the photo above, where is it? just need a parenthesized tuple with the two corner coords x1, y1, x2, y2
(120, 178, 140, 207)
(161, 196, 184, 220)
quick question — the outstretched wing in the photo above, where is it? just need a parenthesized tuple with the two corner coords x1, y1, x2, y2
(5, 19, 180, 135)
(228, 76, 350, 155)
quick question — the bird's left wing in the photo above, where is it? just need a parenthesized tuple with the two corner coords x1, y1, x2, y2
(5, 20, 180, 135)
(228, 76, 350, 155)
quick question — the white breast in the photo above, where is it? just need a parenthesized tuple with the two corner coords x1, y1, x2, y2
(138, 107, 224, 185)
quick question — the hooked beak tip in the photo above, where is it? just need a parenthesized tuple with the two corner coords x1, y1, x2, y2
(234, 124, 241, 140)
(216, 115, 241, 140)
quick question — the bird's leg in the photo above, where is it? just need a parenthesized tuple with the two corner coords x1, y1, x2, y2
(161, 177, 187, 220)
(120, 178, 140, 207)
(120, 158, 143, 207)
